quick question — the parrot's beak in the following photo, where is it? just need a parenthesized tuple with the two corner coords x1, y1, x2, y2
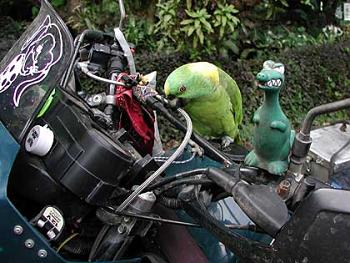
(164, 83, 170, 97)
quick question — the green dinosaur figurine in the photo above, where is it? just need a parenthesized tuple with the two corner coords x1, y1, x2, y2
(245, 60, 294, 175)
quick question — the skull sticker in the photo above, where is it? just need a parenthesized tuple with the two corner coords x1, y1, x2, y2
(0, 15, 63, 107)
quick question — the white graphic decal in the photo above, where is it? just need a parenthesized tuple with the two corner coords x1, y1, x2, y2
(0, 15, 63, 107)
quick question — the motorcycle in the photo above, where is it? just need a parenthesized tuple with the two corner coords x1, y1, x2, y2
(1, 0, 350, 262)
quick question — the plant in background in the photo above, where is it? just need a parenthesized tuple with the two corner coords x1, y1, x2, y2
(180, 8, 213, 48)
(68, 0, 119, 31)
(154, 0, 240, 58)
(153, 0, 181, 51)
(213, 3, 240, 39)
(124, 17, 157, 51)
(32, 0, 66, 18)
(260, 0, 289, 20)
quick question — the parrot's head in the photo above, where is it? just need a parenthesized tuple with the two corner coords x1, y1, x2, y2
(256, 60, 285, 92)
(164, 62, 219, 103)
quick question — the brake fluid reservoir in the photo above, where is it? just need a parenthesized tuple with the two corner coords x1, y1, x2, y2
(25, 125, 54, 156)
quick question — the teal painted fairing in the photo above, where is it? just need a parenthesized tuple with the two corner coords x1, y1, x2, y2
(0, 121, 67, 262)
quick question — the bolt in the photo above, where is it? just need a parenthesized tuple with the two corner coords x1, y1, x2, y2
(47, 230, 56, 240)
(25, 239, 35, 249)
(37, 219, 45, 228)
(13, 225, 23, 235)
(117, 225, 126, 234)
(93, 95, 101, 103)
(277, 179, 291, 199)
(37, 249, 47, 258)
(340, 122, 347, 132)
(123, 217, 131, 223)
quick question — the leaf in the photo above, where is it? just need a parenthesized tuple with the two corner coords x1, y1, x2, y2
(280, 0, 289, 7)
(186, 0, 192, 10)
(240, 48, 256, 59)
(31, 6, 39, 17)
(219, 26, 225, 38)
(164, 14, 172, 22)
(194, 20, 200, 29)
(51, 0, 65, 8)
(193, 37, 198, 48)
(197, 29, 204, 44)
(185, 9, 196, 18)
(200, 17, 213, 32)
(222, 16, 227, 27)
(187, 26, 195, 36)
(180, 19, 194, 25)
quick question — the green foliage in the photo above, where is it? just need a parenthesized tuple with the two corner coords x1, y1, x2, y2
(213, 3, 240, 39)
(262, 0, 289, 20)
(124, 18, 156, 50)
(181, 8, 213, 47)
(153, 0, 180, 50)
(32, 0, 65, 18)
(51, 0, 65, 8)
(259, 0, 318, 20)
(68, 0, 119, 31)
(153, 0, 240, 58)
(241, 25, 345, 59)
(67, 0, 158, 50)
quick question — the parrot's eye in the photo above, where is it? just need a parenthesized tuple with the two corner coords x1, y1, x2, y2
(179, 85, 186, 93)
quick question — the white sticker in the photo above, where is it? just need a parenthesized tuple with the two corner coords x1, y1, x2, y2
(43, 207, 64, 231)
(344, 3, 350, 21)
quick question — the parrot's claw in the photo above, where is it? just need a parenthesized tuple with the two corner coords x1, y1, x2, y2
(221, 136, 234, 149)
(189, 140, 204, 157)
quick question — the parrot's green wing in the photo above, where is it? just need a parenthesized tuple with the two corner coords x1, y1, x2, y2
(184, 83, 239, 139)
(218, 68, 243, 126)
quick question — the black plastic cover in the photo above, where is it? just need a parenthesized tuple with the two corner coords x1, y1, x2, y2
(232, 183, 289, 237)
(274, 188, 350, 262)
(40, 92, 134, 205)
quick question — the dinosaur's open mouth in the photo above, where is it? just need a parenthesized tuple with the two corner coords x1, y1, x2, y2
(258, 79, 282, 89)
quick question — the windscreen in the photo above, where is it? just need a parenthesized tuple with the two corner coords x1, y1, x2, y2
(0, 0, 73, 141)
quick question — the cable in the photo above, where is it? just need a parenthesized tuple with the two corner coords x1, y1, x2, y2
(146, 168, 208, 191)
(115, 108, 193, 212)
(103, 208, 256, 231)
(89, 225, 110, 261)
(77, 62, 126, 86)
(57, 233, 79, 253)
(156, 178, 213, 195)
(154, 152, 196, 164)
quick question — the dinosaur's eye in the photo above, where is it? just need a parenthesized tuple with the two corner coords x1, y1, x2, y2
(179, 85, 186, 93)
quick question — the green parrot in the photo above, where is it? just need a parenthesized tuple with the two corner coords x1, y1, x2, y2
(164, 62, 243, 147)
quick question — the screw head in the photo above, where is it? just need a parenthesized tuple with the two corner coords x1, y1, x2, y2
(117, 225, 126, 234)
(47, 230, 56, 240)
(38, 249, 47, 258)
(25, 239, 35, 249)
(13, 225, 23, 235)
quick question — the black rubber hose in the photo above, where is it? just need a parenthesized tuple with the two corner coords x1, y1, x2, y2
(158, 195, 183, 209)
(62, 238, 94, 256)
